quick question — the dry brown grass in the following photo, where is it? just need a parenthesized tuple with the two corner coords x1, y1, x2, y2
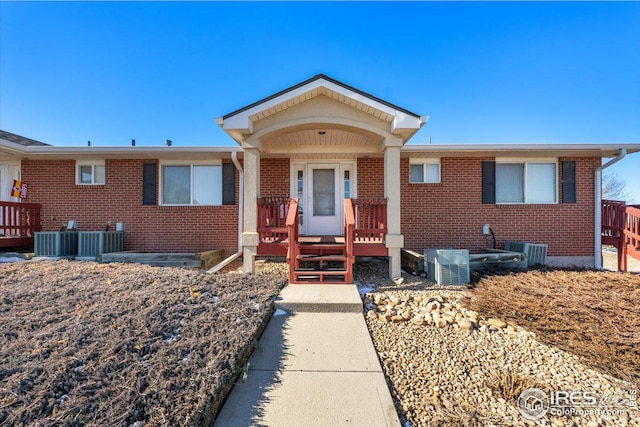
(484, 368, 545, 402)
(465, 268, 640, 383)
(0, 260, 286, 426)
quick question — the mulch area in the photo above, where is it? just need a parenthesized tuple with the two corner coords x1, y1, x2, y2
(465, 268, 640, 384)
(0, 260, 286, 426)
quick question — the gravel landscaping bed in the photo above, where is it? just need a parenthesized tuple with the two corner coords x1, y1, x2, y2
(0, 260, 286, 426)
(356, 259, 640, 427)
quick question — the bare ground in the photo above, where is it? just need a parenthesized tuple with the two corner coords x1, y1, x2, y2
(0, 260, 286, 426)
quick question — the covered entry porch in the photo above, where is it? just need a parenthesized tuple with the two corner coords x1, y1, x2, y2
(257, 196, 387, 283)
(217, 74, 426, 281)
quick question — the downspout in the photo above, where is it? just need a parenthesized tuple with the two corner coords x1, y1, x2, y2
(594, 148, 626, 270)
(207, 150, 244, 273)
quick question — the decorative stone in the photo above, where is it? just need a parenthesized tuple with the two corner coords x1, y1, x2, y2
(458, 319, 475, 330)
(487, 318, 507, 329)
(367, 310, 378, 319)
(411, 316, 425, 325)
(435, 319, 447, 328)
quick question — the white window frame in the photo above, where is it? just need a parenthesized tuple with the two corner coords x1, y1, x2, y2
(159, 160, 223, 206)
(409, 158, 441, 183)
(76, 160, 105, 185)
(495, 158, 558, 204)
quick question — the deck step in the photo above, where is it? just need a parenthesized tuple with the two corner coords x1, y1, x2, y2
(298, 243, 346, 250)
(294, 271, 348, 280)
(297, 255, 347, 262)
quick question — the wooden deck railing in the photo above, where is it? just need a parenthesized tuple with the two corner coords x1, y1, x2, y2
(0, 201, 42, 248)
(623, 205, 640, 268)
(352, 198, 387, 242)
(285, 198, 299, 284)
(602, 199, 640, 271)
(343, 199, 355, 283)
(257, 196, 292, 243)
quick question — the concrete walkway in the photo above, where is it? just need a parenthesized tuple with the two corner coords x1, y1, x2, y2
(214, 285, 401, 427)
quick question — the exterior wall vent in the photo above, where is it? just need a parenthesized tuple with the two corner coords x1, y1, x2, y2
(424, 249, 470, 285)
(504, 241, 548, 267)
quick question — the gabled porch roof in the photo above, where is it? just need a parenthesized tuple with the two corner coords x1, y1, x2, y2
(217, 74, 428, 147)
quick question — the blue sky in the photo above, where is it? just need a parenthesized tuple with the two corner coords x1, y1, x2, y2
(1, 2, 639, 200)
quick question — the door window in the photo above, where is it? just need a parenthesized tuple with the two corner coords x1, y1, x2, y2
(313, 169, 335, 216)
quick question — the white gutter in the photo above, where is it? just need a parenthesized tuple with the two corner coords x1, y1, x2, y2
(594, 148, 627, 269)
(207, 150, 244, 273)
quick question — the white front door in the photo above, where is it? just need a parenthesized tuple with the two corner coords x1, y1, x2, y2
(308, 165, 341, 235)
(292, 162, 356, 236)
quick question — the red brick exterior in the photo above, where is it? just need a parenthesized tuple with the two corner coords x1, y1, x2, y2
(357, 158, 384, 198)
(260, 158, 290, 196)
(358, 157, 599, 257)
(21, 155, 598, 257)
(21, 159, 239, 253)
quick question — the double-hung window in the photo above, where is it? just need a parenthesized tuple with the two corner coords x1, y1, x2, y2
(76, 161, 105, 185)
(161, 162, 222, 205)
(409, 158, 441, 183)
(496, 160, 557, 204)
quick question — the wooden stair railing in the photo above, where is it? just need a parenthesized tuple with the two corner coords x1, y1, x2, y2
(343, 198, 355, 283)
(285, 198, 299, 284)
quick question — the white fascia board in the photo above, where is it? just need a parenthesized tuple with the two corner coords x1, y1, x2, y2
(24, 146, 241, 154)
(402, 143, 640, 156)
(0, 139, 30, 155)
(223, 77, 419, 132)
(392, 112, 424, 133)
(18, 145, 242, 160)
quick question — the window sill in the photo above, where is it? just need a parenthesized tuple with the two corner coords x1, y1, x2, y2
(494, 203, 560, 209)
(74, 184, 105, 187)
(158, 204, 228, 209)
(408, 182, 442, 186)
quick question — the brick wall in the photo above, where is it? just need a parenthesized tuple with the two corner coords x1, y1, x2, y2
(21, 159, 239, 253)
(22, 155, 598, 257)
(358, 157, 599, 257)
(261, 158, 290, 196)
(357, 157, 384, 198)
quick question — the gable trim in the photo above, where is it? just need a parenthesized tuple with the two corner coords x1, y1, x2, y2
(223, 74, 420, 121)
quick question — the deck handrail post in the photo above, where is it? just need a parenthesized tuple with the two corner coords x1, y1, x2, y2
(344, 198, 355, 283)
(285, 198, 299, 283)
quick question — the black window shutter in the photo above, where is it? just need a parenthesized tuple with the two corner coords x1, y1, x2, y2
(562, 160, 576, 203)
(482, 161, 496, 204)
(142, 163, 157, 205)
(222, 163, 236, 205)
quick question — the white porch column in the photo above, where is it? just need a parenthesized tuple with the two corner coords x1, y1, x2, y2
(241, 145, 261, 274)
(383, 137, 404, 279)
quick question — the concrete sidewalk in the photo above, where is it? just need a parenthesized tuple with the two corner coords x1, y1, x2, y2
(214, 285, 401, 427)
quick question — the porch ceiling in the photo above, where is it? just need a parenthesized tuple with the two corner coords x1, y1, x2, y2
(261, 126, 384, 157)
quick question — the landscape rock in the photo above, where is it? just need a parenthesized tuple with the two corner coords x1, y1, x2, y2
(487, 318, 507, 329)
